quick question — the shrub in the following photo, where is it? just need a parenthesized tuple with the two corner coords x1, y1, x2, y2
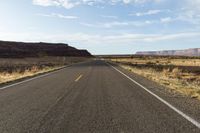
(172, 67, 182, 78)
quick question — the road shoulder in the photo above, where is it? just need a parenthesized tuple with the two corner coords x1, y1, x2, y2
(108, 61, 200, 124)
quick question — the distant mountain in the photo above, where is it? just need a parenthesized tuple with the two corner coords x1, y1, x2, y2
(0, 41, 92, 58)
(136, 48, 200, 57)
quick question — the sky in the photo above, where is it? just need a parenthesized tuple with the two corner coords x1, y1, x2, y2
(0, 0, 200, 54)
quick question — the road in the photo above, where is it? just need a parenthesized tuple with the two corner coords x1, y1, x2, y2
(0, 60, 200, 133)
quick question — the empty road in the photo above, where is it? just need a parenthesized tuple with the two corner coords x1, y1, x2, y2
(0, 60, 200, 133)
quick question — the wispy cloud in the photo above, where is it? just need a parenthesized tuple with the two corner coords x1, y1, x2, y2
(33, 0, 164, 9)
(33, 0, 80, 9)
(37, 13, 78, 19)
(101, 15, 118, 19)
(79, 22, 98, 28)
(160, 17, 173, 23)
(130, 10, 161, 16)
(164, 0, 200, 25)
(80, 20, 154, 28)
(80, 22, 127, 28)
(112, 0, 163, 4)
(1, 32, 199, 45)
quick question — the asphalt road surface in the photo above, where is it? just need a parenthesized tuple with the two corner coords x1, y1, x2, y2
(0, 60, 200, 133)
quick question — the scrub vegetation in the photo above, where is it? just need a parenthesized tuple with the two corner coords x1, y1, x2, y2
(106, 55, 200, 99)
(0, 57, 90, 84)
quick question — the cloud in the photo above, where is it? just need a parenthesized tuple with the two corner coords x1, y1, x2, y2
(80, 22, 128, 28)
(101, 15, 118, 19)
(160, 17, 173, 23)
(131, 10, 161, 16)
(186, 0, 200, 11)
(33, 0, 58, 6)
(1, 31, 199, 46)
(33, 0, 80, 9)
(80, 20, 154, 28)
(103, 21, 155, 28)
(37, 13, 78, 19)
(143, 32, 200, 42)
(171, 0, 200, 25)
(33, 0, 163, 9)
(103, 21, 129, 28)
(91, 32, 200, 44)
(119, 0, 162, 4)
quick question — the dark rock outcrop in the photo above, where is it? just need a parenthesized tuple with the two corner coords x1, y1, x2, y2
(0, 41, 92, 58)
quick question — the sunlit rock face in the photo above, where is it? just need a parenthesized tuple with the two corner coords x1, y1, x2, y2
(136, 48, 200, 57)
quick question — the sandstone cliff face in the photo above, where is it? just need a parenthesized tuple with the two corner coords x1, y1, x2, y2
(136, 48, 200, 56)
(0, 41, 92, 58)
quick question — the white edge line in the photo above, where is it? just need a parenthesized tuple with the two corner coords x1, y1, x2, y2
(107, 62, 200, 129)
(0, 61, 90, 90)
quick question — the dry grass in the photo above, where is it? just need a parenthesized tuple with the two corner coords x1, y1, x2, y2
(0, 57, 91, 84)
(111, 57, 200, 66)
(0, 66, 61, 84)
(107, 56, 200, 99)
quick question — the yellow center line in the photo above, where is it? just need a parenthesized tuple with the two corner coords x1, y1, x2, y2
(75, 74, 83, 82)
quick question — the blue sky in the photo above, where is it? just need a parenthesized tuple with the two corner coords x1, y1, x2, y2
(0, 0, 200, 54)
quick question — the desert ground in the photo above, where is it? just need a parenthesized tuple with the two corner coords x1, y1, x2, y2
(0, 57, 90, 84)
(105, 55, 200, 99)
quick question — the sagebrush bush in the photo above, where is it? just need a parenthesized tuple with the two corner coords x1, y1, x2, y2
(172, 68, 182, 78)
